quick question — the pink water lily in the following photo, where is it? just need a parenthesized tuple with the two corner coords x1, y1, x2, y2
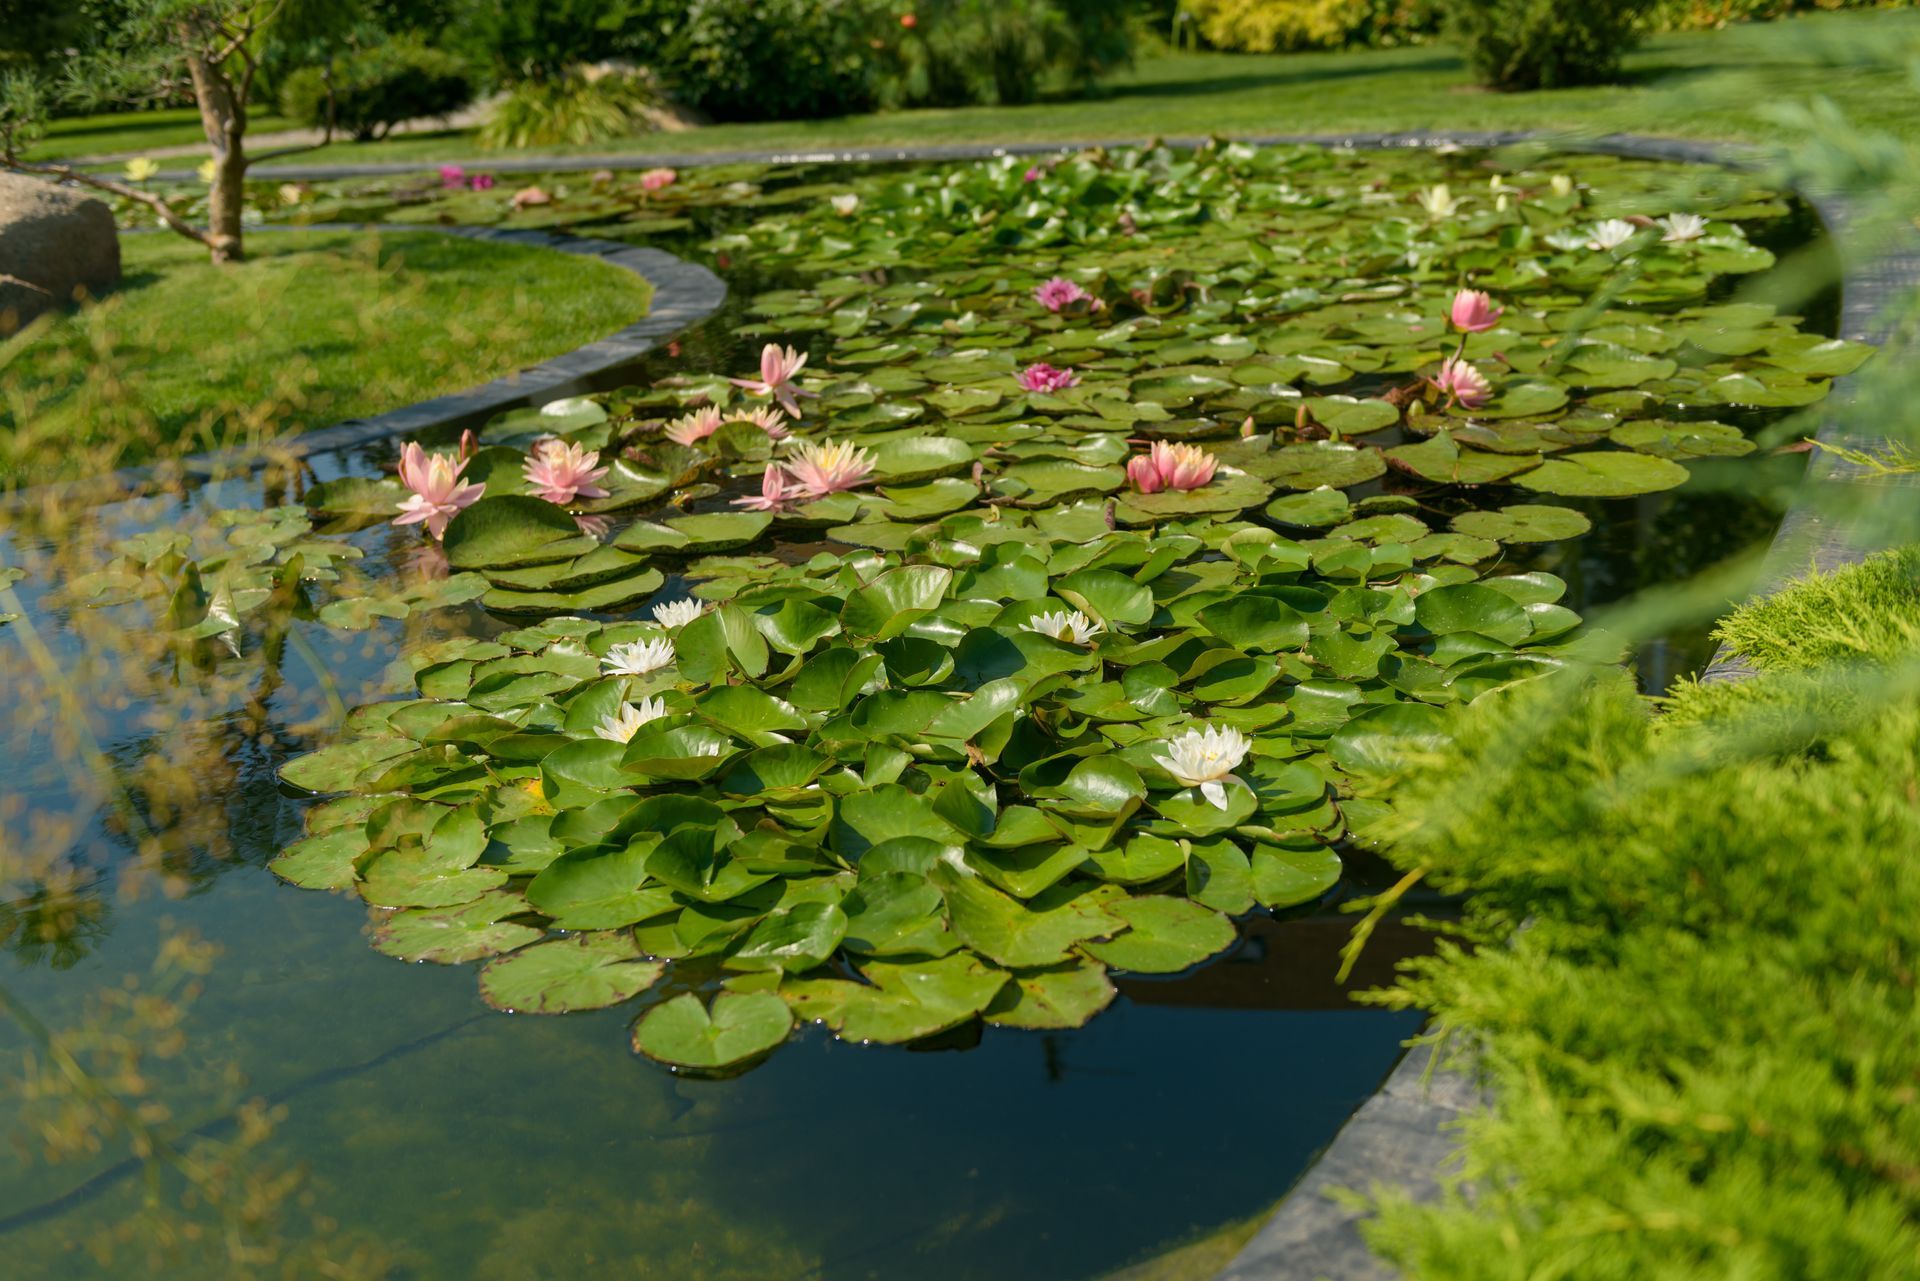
(1023, 166, 1044, 183)
(731, 406, 792, 440)
(1126, 441, 1218, 494)
(1449, 288, 1503, 334)
(523, 438, 610, 505)
(1432, 357, 1493, 410)
(438, 165, 465, 188)
(665, 407, 724, 446)
(1018, 362, 1080, 394)
(782, 438, 876, 499)
(394, 441, 484, 539)
(731, 343, 816, 417)
(468, 173, 496, 191)
(733, 464, 803, 512)
(1034, 277, 1099, 313)
(640, 167, 677, 192)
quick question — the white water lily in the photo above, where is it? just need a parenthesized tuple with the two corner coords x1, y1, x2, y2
(1659, 212, 1708, 243)
(602, 637, 675, 676)
(1153, 724, 1252, 810)
(593, 697, 667, 743)
(1413, 184, 1457, 218)
(1549, 174, 1576, 198)
(830, 193, 860, 216)
(652, 598, 705, 629)
(1586, 218, 1640, 251)
(1021, 609, 1103, 645)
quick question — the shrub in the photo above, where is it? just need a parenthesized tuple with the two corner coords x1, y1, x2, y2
(875, 0, 1135, 109)
(1437, 0, 1656, 90)
(661, 0, 879, 123)
(1181, 0, 1443, 52)
(279, 40, 474, 141)
(477, 69, 655, 149)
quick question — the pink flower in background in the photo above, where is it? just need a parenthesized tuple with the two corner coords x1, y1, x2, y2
(1018, 362, 1080, 393)
(640, 167, 678, 192)
(782, 438, 876, 499)
(511, 185, 552, 210)
(1023, 166, 1044, 182)
(731, 406, 792, 440)
(523, 439, 610, 505)
(1034, 276, 1098, 312)
(1448, 288, 1503, 333)
(665, 406, 725, 446)
(1126, 441, 1218, 494)
(731, 343, 816, 417)
(394, 441, 484, 539)
(438, 165, 465, 188)
(468, 173, 496, 191)
(1432, 357, 1493, 409)
(733, 464, 802, 512)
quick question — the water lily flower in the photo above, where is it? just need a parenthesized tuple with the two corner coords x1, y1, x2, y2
(594, 697, 668, 743)
(1587, 218, 1640, 251)
(439, 165, 465, 188)
(652, 599, 705, 629)
(278, 182, 312, 205)
(1549, 174, 1576, 198)
(125, 157, 160, 182)
(732, 463, 802, 512)
(602, 639, 675, 677)
(393, 441, 485, 540)
(1659, 212, 1708, 243)
(830, 194, 860, 216)
(731, 343, 816, 417)
(1023, 166, 1044, 182)
(523, 439, 610, 505)
(1413, 184, 1456, 217)
(511, 185, 551, 210)
(468, 173, 496, 191)
(1021, 610, 1104, 645)
(197, 158, 218, 185)
(640, 167, 677, 192)
(665, 407, 725, 446)
(730, 406, 792, 440)
(1154, 724, 1251, 810)
(1018, 362, 1080, 393)
(1126, 441, 1218, 494)
(1034, 277, 1098, 312)
(1448, 288, 1503, 334)
(782, 438, 876, 498)
(1432, 356, 1493, 410)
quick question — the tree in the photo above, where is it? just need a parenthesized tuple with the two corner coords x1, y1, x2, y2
(0, 0, 335, 264)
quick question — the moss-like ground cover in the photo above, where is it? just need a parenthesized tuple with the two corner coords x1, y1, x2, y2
(0, 229, 652, 476)
(1358, 546, 1920, 1277)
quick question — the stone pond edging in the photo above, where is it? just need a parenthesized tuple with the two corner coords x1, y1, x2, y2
(43, 134, 1920, 1278)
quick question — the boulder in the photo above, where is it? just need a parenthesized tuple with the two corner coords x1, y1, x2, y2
(0, 171, 121, 335)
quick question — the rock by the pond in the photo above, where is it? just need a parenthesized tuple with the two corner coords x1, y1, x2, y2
(0, 171, 121, 334)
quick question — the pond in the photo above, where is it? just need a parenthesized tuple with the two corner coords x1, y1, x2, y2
(0, 141, 1855, 1280)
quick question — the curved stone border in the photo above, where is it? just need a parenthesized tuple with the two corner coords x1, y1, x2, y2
(60, 134, 1920, 1276)
(5, 221, 725, 508)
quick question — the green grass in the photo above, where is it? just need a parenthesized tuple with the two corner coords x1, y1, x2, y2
(1355, 550, 1920, 1279)
(0, 229, 650, 474)
(50, 10, 1918, 174)
(29, 107, 298, 162)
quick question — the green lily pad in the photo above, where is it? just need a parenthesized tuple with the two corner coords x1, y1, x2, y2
(633, 991, 795, 1068)
(478, 932, 665, 1014)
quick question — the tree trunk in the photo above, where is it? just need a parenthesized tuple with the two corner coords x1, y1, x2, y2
(181, 24, 246, 264)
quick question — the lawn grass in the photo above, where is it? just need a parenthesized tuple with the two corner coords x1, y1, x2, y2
(0, 229, 651, 475)
(30, 106, 299, 162)
(50, 10, 1919, 174)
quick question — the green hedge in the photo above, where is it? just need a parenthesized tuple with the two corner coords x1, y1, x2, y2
(1360, 547, 1920, 1279)
(280, 40, 474, 141)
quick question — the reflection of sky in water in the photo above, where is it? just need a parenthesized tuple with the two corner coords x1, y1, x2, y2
(0, 158, 1832, 1276)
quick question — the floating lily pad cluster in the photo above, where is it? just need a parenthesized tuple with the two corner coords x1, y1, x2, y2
(265, 142, 1864, 1072)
